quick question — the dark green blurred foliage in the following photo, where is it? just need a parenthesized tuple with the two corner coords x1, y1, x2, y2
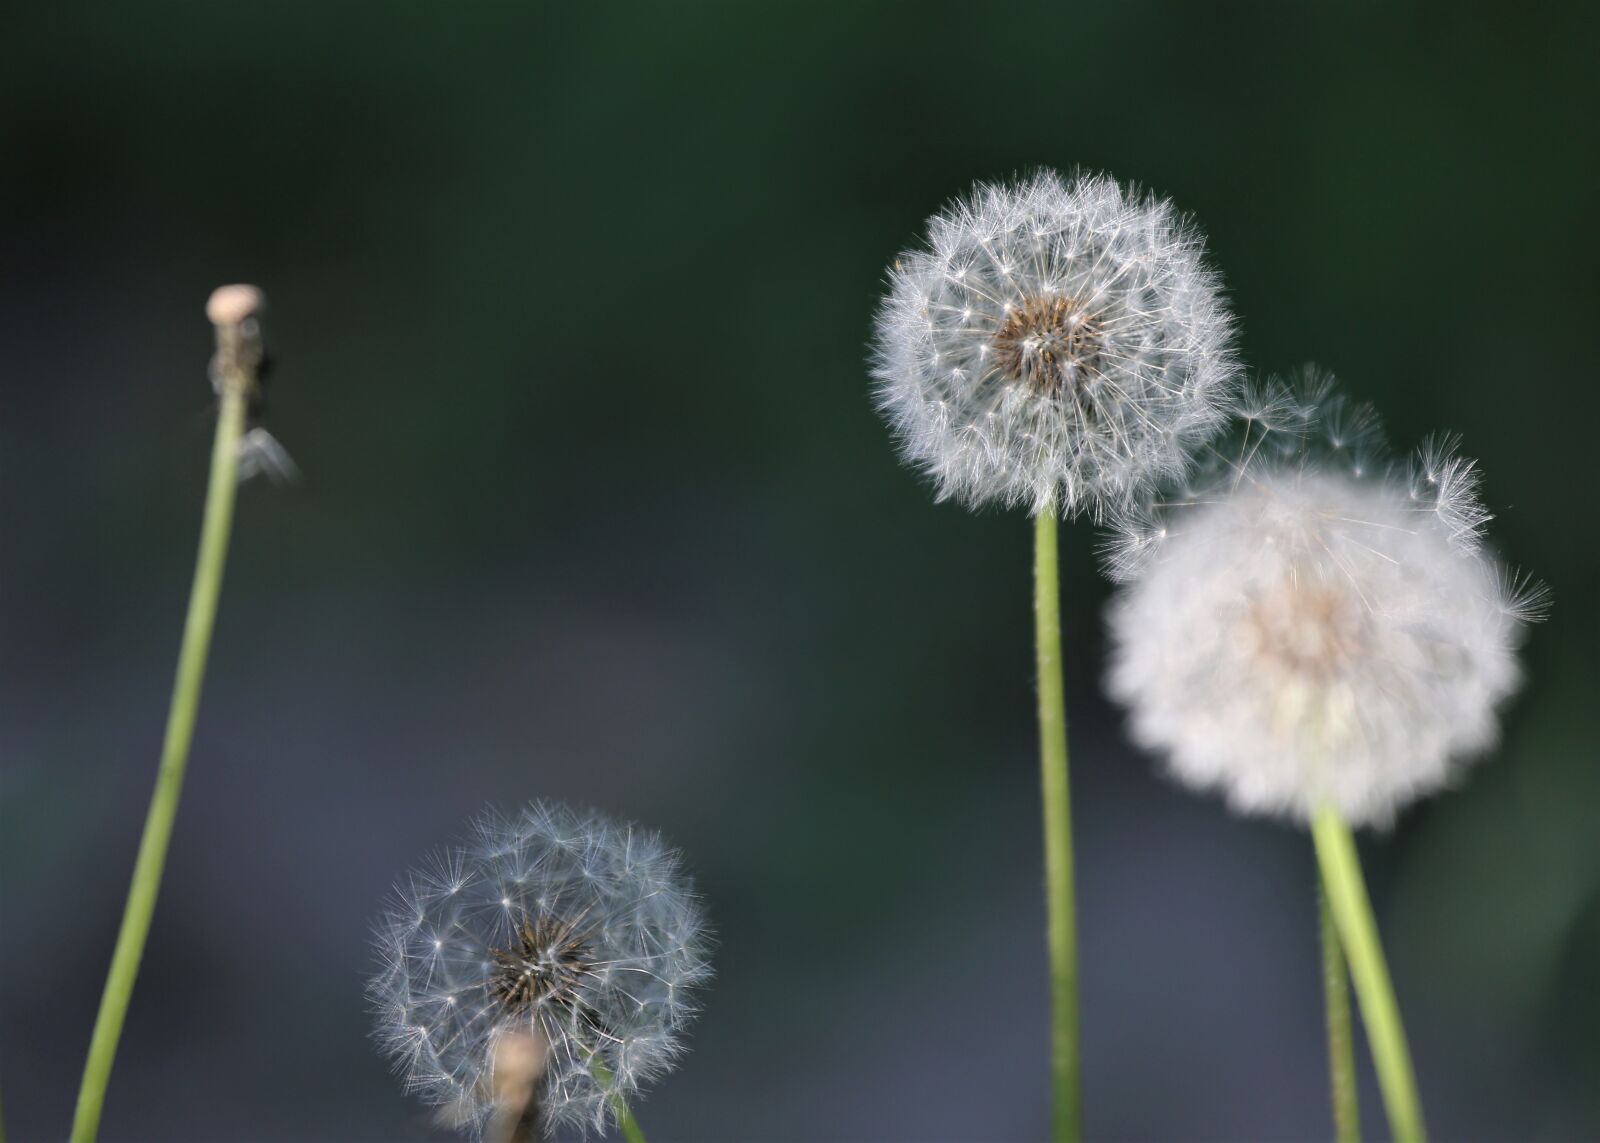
(2, 4, 1597, 1140)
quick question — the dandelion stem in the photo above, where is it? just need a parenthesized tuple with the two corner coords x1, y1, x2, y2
(1034, 498, 1081, 1141)
(587, 1058, 648, 1143)
(1319, 877, 1360, 1142)
(70, 291, 260, 1143)
(1312, 806, 1426, 1143)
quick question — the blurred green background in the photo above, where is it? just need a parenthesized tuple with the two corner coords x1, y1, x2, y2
(3, 4, 1597, 1140)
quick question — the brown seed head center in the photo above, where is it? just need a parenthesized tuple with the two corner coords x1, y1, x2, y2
(489, 915, 592, 1013)
(991, 295, 1103, 393)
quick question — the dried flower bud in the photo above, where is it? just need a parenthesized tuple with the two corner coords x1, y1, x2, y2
(205, 284, 264, 327)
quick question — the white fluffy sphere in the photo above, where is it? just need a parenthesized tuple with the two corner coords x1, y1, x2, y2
(1106, 386, 1539, 826)
(872, 170, 1239, 516)
(370, 802, 710, 1137)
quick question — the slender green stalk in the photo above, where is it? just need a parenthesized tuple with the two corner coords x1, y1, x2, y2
(1313, 807, 1426, 1143)
(1034, 499, 1081, 1142)
(587, 1058, 647, 1143)
(1319, 878, 1360, 1142)
(608, 1092, 647, 1143)
(71, 293, 260, 1143)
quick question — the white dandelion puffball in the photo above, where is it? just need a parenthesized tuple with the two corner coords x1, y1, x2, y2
(370, 802, 711, 1138)
(1105, 378, 1543, 827)
(872, 169, 1240, 516)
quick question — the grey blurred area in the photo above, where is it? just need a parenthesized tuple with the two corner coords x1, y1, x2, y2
(3, 4, 1598, 1140)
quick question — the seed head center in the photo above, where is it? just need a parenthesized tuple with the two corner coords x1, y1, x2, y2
(1245, 581, 1364, 682)
(489, 916, 592, 1013)
(991, 295, 1103, 394)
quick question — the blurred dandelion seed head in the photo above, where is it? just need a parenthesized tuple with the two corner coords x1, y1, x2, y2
(871, 169, 1240, 516)
(369, 801, 711, 1138)
(1104, 375, 1545, 827)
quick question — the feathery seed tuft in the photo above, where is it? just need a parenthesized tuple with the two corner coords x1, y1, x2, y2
(369, 802, 711, 1138)
(872, 170, 1240, 515)
(1103, 375, 1545, 826)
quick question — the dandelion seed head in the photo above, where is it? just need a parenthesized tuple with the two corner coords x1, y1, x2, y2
(369, 802, 711, 1138)
(1104, 374, 1544, 826)
(871, 170, 1240, 516)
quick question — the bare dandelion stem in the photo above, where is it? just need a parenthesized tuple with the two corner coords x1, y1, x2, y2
(1034, 499, 1081, 1141)
(1319, 878, 1360, 1142)
(70, 289, 261, 1142)
(1313, 806, 1426, 1143)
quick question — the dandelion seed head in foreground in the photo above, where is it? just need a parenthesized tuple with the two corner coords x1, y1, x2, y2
(1104, 376, 1545, 827)
(370, 801, 711, 1138)
(871, 169, 1240, 516)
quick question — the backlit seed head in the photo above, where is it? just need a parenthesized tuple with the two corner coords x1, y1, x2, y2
(369, 802, 711, 1138)
(871, 170, 1240, 516)
(1104, 373, 1546, 826)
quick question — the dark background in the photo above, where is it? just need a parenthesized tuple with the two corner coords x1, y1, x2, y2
(4, 4, 1598, 1140)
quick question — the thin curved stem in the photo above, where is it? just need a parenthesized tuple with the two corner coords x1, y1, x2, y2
(71, 310, 255, 1142)
(1320, 878, 1360, 1142)
(1035, 501, 1081, 1141)
(1313, 807, 1426, 1143)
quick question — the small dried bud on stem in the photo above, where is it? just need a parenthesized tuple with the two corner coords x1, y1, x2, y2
(205, 283, 263, 327)
(206, 284, 267, 402)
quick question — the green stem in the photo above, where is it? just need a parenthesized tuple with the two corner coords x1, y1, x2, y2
(70, 320, 253, 1143)
(1034, 500, 1081, 1142)
(610, 1096, 647, 1143)
(1312, 807, 1426, 1143)
(1320, 878, 1360, 1142)
(587, 1058, 647, 1143)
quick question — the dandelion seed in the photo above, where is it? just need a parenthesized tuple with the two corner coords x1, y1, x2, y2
(370, 802, 711, 1138)
(235, 426, 299, 484)
(1104, 373, 1545, 826)
(871, 169, 1240, 516)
